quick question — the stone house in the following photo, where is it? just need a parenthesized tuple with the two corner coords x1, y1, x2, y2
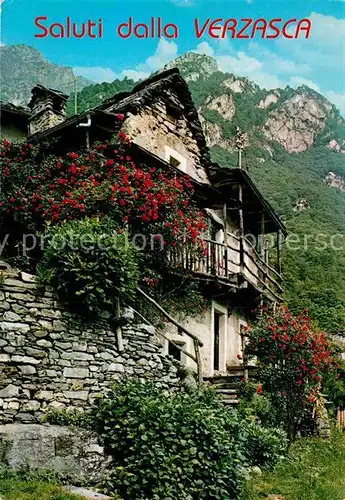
(0, 69, 286, 381)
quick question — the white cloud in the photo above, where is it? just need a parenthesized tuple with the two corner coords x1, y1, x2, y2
(248, 43, 311, 75)
(121, 69, 150, 81)
(288, 77, 320, 92)
(74, 39, 178, 84)
(73, 66, 117, 83)
(308, 12, 345, 48)
(325, 91, 345, 116)
(194, 42, 214, 57)
(120, 39, 178, 81)
(216, 52, 262, 74)
(277, 12, 345, 72)
(249, 72, 284, 90)
(139, 38, 178, 73)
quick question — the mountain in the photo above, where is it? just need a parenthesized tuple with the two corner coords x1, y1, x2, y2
(0, 45, 91, 107)
(168, 53, 345, 334)
(1, 47, 345, 334)
(65, 77, 135, 116)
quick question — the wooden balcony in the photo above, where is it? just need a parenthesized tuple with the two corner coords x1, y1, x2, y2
(168, 233, 283, 303)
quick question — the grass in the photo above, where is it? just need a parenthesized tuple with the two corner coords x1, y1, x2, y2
(0, 468, 88, 500)
(2, 432, 345, 500)
(244, 430, 345, 500)
(0, 479, 86, 500)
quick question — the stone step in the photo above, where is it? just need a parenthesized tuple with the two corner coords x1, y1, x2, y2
(204, 374, 246, 382)
(64, 486, 112, 499)
(211, 382, 239, 390)
(221, 399, 239, 405)
(215, 388, 237, 395)
(204, 376, 242, 407)
(219, 392, 238, 398)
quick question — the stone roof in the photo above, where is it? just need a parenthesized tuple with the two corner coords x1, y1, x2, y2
(29, 68, 211, 167)
(0, 101, 30, 117)
(28, 85, 68, 110)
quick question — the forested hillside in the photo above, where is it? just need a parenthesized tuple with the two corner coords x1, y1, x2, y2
(66, 77, 135, 115)
(175, 54, 345, 334)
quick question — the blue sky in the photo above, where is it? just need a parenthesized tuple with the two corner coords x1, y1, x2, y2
(1, 0, 345, 115)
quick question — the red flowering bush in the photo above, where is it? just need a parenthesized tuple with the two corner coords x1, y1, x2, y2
(0, 135, 207, 315)
(0, 136, 206, 249)
(245, 307, 337, 439)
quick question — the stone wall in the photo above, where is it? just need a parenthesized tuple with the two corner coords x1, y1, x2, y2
(0, 424, 111, 484)
(0, 269, 179, 424)
(119, 98, 209, 184)
(29, 105, 66, 136)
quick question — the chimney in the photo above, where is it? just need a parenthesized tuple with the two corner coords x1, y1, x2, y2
(28, 85, 68, 136)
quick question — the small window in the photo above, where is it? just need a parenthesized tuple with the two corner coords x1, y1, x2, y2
(164, 146, 187, 173)
(169, 342, 183, 361)
(169, 155, 181, 168)
(166, 104, 180, 124)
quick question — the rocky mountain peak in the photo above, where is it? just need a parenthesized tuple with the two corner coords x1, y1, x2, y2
(262, 88, 342, 153)
(0, 45, 91, 107)
(163, 52, 218, 81)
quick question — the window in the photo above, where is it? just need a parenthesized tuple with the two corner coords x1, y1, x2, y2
(164, 146, 187, 173)
(166, 104, 180, 124)
(168, 341, 183, 362)
(169, 155, 181, 168)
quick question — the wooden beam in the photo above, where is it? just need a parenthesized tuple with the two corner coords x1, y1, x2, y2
(238, 183, 245, 274)
(277, 229, 282, 275)
(260, 212, 265, 259)
(223, 202, 229, 276)
(194, 338, 203, 384)
(137, 287, 203, 347)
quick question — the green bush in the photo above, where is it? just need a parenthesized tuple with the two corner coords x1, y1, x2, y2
(245, 424, 288, 468)
(37, 217, 140, 315)
(91, 379, 288, 499)
(92, 379, 247, 499)
(237, 381, 278, 428)
(43, 408, 92, 428)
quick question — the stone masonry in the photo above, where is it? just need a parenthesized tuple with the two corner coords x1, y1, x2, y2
(0, 269, 179, 424)
(0, 424, 111, 484)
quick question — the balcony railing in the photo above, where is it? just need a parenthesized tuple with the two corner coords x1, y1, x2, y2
(168, 234, 283, 302)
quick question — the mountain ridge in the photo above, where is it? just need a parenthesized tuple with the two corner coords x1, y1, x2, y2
(0, 44, 91, 107)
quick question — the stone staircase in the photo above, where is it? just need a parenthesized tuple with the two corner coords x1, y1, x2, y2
(204, 366, 257, 407)
(204, 375, 242, 407)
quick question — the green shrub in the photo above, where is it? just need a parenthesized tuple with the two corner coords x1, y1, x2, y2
(91, 379, 288, 499)
(237, 381, 278, 428)
(245, 424, 288, 468)
(43, 408, 92, 428)
(92, 379, 249, 499)
(37, 217, 140, 315)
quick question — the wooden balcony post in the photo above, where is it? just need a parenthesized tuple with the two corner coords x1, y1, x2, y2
(277, 229, 282, 276)
(259, 212, 265, 311)
(260, 212, 265, 259)
(238, 183, 244, 275)
(223, 202, 229, 277)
